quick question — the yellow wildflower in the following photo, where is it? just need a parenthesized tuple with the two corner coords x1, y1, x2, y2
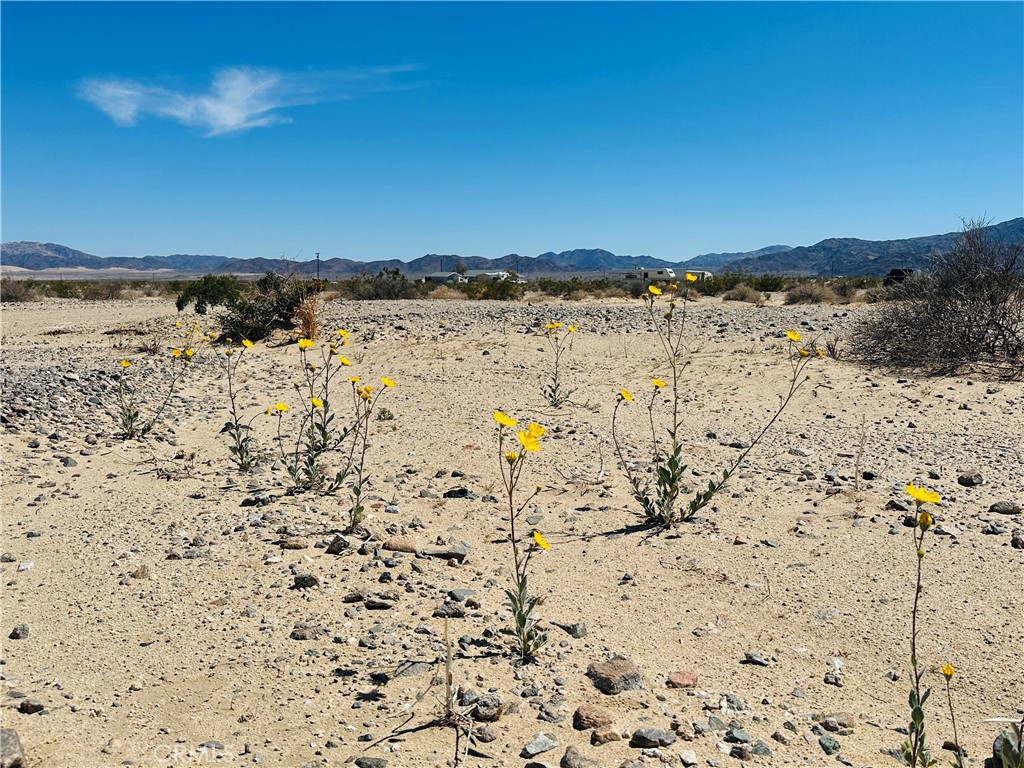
(494, 411, 517, 428)
(381, 377, 395, 388)
(298, 338, 314, 350)
(941, 663, 954, 680)
(225, 349, 234, 357)
(785, 330, 801, 342)
(311, 397, 324, 409)
(619, 388, 633, 403)
(338, 356, 351, 366)
(504, 450, 519, 465)
(359, 387, 372, 401)
(242, 339, 253, 348)
(686, 273, 698, 282)
(568, 325, 577, 333)
(274, 403, 289, 413)
(349, 376, 361, 383)
(906, 484, 940, 505)
(816, 348, 824, 358)
(517, 430, 540, 453)
(799, 348, 810, 357)
(120, 359, 132, 368)
(668, 283, 678, 291)
(171, 348, 183, 358)
(533, 530, 550, 550)
(652, 378, 666, 389)
(175, 321, 181, 328)
(184, 349, 195, 358)
(527, 422, 545, 439)
(648, 285, 662, 296)
(919, 510, 934, 531)
(265, 406, 272, 415)
(337, 329, 349, 338)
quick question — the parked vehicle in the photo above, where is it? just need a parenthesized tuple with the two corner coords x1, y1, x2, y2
(621, 267, 677, 282)
(883, 268, 916, 286)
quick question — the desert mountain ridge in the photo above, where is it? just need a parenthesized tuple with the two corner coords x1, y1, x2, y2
(3, 217, 1022, 278)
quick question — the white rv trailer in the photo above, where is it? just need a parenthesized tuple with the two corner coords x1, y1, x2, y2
(621, 267, 677, 282)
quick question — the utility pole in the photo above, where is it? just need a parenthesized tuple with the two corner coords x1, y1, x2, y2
(316, 252, 320, 281)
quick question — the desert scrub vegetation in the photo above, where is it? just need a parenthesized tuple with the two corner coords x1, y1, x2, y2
(852, 220, 1024, 377)
(214, 337, 261, 472)
(721, 283, 764, 304)
(785, 280, 840, 304)
(176, 271, 316, 341)
(0, 278, 38, 302)
(612, 279, 821, 528)
(692, 270, 787, 297)
(493, 411, 549, 662)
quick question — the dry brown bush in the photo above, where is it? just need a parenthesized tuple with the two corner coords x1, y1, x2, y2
(0, 279, 38, 303)
(427, 285, 468, 301)
(722, 284, 763, 304)
(785, 282, 838, 305)
(293, 295, 323, 339)
(852, 219, 1024, 377)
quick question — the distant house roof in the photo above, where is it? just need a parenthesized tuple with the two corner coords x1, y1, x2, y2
(423, 271, 466, 283)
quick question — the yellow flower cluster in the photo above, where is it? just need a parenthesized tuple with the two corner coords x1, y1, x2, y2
(517, 422, 545, 452)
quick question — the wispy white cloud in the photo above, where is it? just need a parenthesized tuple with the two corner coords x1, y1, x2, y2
(78, 64, 422, 137)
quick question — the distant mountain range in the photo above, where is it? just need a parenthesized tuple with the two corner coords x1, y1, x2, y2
(3, 218, 1022, 278)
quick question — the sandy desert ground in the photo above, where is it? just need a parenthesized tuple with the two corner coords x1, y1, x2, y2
(1, 295, 1021, 768)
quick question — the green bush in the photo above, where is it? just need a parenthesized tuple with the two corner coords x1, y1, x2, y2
(458, 279, 526, 301)
(175, 272, 315, 340)
(693, 271, 785, 296)
(175, 274, 243, 314)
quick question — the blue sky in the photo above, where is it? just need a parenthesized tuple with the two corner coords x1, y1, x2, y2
(2, 2, 1021, 262)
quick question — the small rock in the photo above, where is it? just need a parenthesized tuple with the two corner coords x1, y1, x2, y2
(0, 728, 25, 768)
(573, 704, 613, 730)
(587, 655, 643, 695)
(8, 624, 28, 640)
(472, 694, 505, 722)
(741, 651, 770, 666)
(354, 758, 387, 768)
(989, 501, 1022, 516)
(630, 728, 676, 748)
(957, 470, 984, 487)
(819, 734, 841, 755)
(590, 728, 621, 745)
(292, 573, 319, 589)
(521, 732, 557, 758)
(666, 670, 698, 689)
(325, 535, 352, 555)
(560, 745, 598, 768)
(679, 749, 698, 766)
(17, 700, 43, 715)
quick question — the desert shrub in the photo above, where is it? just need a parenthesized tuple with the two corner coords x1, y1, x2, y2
(333, 269, 423, 300)
(39, 280, 80, 299)
(177, 271, 314, 341)
(175, 274, 243, 314)
(693, 271, 785, 296)
(721, 284, 763, 304)
(458, 279, 525, 301)
(218, 272, 315, 341)
(0, 279, 38, 302)
(426, 285, 467, 301)
(78, 279, 127, 300)
(852, 220, 1024, 377)
(293, 295, 323, 340)
(785, 281, 838, 304)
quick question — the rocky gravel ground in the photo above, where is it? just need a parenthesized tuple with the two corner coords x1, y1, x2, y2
(1, 297, 1021, 768)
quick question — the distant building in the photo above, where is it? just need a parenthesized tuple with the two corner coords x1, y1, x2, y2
(464, 269, 512, 282)
(423, 271, 467, 285)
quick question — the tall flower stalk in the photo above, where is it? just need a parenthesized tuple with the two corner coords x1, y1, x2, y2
(114, 322, 200, 439)
(903, 483, 941, 768)
(216, 337, 260, 471)
(611, 280, 820, 528)
(541, 321, 577, 407)
(494, 411, 549, 662)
